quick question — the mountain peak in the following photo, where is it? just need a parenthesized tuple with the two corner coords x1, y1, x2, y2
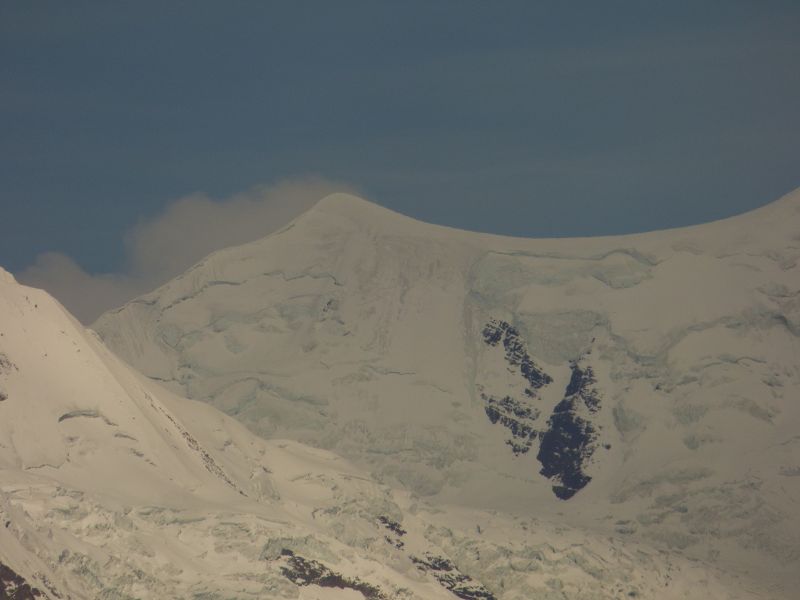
(313, 192, 380, 212)
(306, 192, 422, 230)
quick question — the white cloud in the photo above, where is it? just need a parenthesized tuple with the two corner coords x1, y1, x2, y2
(17, 178, 356, 324)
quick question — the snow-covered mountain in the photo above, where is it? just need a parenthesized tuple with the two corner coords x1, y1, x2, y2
(92, 189, 800, 595)
(1, 268, 767, 597)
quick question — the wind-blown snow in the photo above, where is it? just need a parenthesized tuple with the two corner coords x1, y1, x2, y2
(87, 188, 800, 596)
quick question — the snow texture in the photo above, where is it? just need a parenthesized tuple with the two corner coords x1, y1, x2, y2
(34, 188, 800, 597)
(0, 265, 771, 598)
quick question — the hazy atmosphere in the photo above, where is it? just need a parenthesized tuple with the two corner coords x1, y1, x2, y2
(2, 1, 799, 322)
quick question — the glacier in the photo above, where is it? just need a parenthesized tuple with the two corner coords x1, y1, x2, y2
(0, 264, 773, 597)
(84, 189, 800, 596)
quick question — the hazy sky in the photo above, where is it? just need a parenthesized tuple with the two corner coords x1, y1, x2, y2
(2, 2, 799, 321)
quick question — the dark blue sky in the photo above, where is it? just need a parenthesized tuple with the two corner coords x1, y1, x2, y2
(2, 1, 799, 275)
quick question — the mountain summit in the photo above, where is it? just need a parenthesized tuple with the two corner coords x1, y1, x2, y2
(310, 192, 407, 219)
(93, 188, 800, 594)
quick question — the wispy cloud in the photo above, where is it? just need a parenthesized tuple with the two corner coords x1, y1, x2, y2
(17, 178, 356, 324)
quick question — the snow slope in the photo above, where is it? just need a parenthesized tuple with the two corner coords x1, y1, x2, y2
(93, 189, 800, 595)
(0, 269, 768, 598)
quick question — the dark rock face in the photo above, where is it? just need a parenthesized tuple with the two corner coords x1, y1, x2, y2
(480, 319, 605, 500)
(481, 320, 552, 455)
(278, 550, 387, 600)
(482, 320, 552, 393)
(0, 353, 17, 403)
(482, 394, 539, 455)
(411, 553, 496, 600)
(564, 363, 601, 414)
(377, 515, 406, 537)
(378, 516, 406, 549)
(480, 319, 608, 499)
(537, 362, 601, 500)
(0, 562, 44, 600)
(0, 353, 17, 374)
